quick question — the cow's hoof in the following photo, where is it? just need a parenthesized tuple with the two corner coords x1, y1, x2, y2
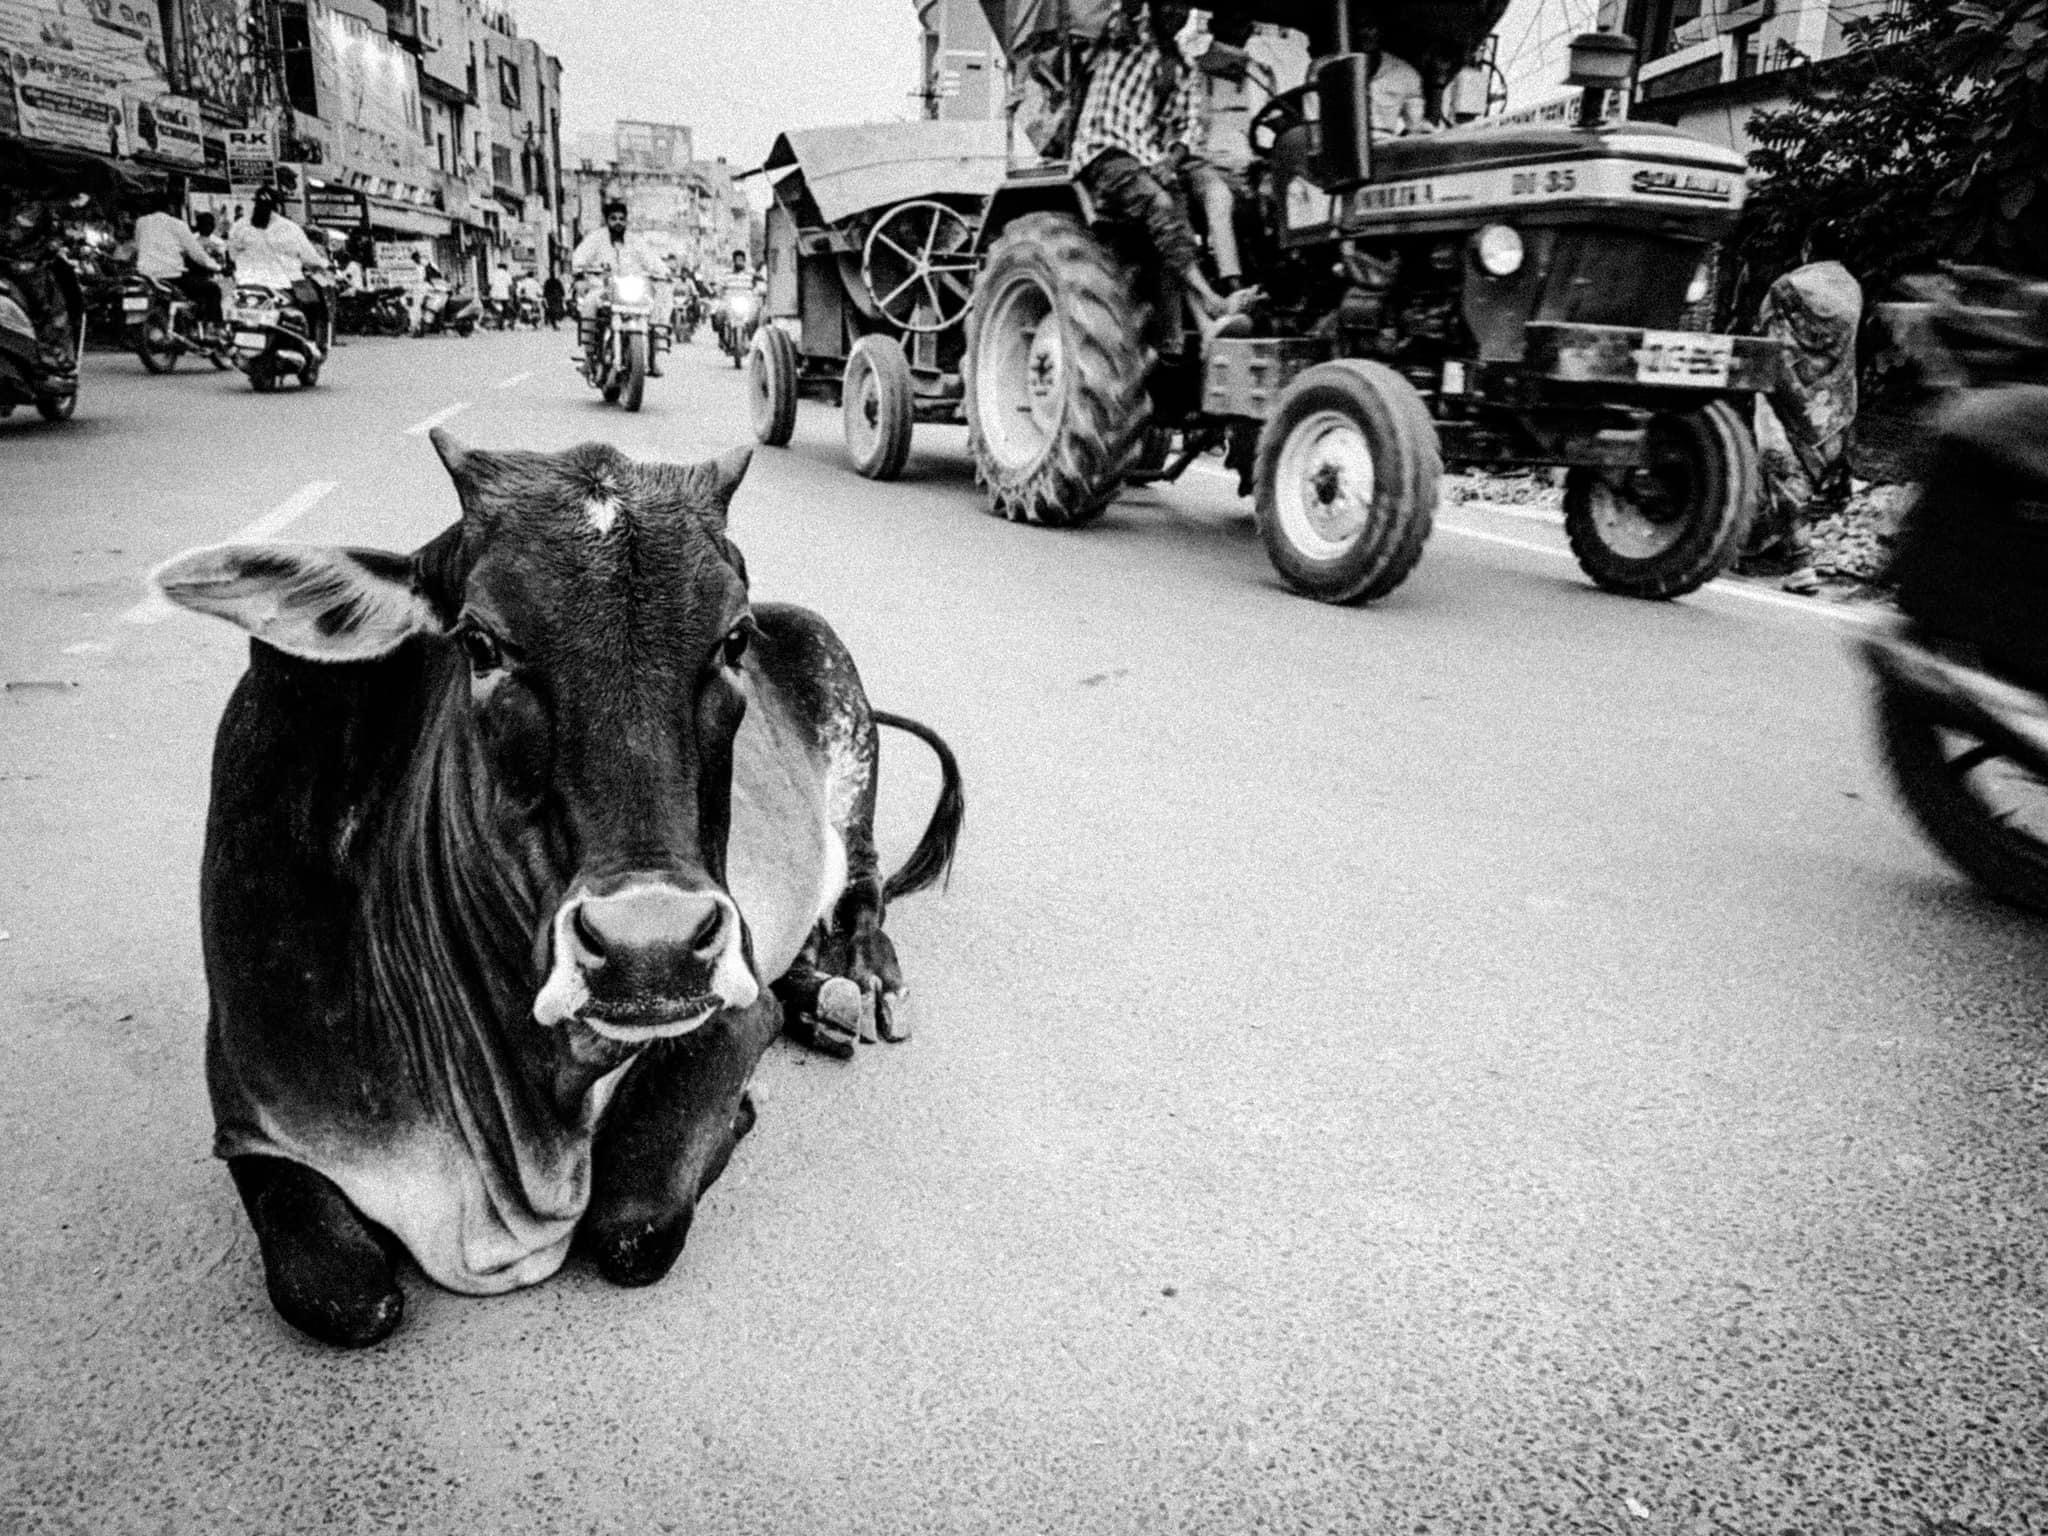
(233, 1156, 404, 1348)
(270, 1269, 405, 1349)
(591, 1208, 694, 1288)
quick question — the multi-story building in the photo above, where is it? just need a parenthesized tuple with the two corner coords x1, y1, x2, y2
(1608, 0, 1889, 154)
(915, 0, 1005, 122)
(566, 122, 752, 277)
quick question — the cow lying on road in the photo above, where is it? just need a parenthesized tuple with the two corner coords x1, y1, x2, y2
(154, 432, 963, 1347)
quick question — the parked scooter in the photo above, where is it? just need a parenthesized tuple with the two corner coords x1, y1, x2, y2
(337, 283, 411, 336)
(226, 276, 332, 391)
(577, 269, 663, 411)
(123, 273, 229, 373)
(1860, 266, 2048, 911)
(417, 280, 481, 337)
(0, 244, 83, 423)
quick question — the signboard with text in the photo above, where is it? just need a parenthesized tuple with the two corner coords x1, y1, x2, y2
(125, 94, 206, 165)
(225, 128, 275, 185)
(4, 49, 125, 154)
(305, 185, 370, 233)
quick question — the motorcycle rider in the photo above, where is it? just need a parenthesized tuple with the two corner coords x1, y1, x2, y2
(572, 197, 671, 375)
(0, 187, 79, 380)
(228, 185, 332, 343)
(134, 191, 225, 333)
(713, 248, 763, 353)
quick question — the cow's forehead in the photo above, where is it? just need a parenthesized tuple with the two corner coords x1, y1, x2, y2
(454, 444, 743, 626)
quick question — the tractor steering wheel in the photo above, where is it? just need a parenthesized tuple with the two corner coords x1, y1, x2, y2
(1248, 85, 1313, 158)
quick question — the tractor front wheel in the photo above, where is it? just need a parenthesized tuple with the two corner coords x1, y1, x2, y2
(964, 212, 1147, 528)
(1563, 400, 1757, 600)
(1254, 360, 1439, 604)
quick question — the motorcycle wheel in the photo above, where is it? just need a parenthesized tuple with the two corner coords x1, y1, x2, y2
(456, 320, 475, 338)
(34, 387, 77, 423)
(621, 333, 648, 412)
(248, 361, 277, 393)
(1878, 674, 2048, 914)
(134, 317, 178, 374)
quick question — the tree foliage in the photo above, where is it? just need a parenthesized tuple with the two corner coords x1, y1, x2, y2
(1727, 0, 1975, 324)
(1943, 0, 2048, 269)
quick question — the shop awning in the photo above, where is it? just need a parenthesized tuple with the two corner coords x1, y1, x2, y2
(0, 133, 157, 201)
(366, 197, 453, 237)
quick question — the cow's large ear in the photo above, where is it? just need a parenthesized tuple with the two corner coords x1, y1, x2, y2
(691, 446, 752, 528)
(152, 543, 444, 662)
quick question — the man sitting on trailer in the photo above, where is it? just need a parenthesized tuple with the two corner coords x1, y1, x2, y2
(1071, 0, 1257, 360)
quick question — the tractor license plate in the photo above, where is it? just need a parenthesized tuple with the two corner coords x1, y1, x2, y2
(234, 330, 266, 350)
(122, 297, 149, 317)
(1633, 330, 1733, 388)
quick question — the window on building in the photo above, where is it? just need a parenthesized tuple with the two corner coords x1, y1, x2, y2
(437, 132, 449, 172)
(420, 5, 433, 41)
(492, 144, 515, 189)
(499, 59, 522, 110)
(276, 2, 319, 117)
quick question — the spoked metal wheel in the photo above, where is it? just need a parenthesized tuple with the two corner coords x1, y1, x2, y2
(863, 200, 976, 334)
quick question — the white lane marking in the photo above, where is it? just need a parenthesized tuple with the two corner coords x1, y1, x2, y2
(403, 401, 471, 435)
(493, 371, 532, 389)
(1433, 518, 1881, 628)
(121, 479, 340, 624)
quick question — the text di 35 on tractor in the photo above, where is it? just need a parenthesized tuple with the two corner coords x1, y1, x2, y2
(963, 0, 1782, 604)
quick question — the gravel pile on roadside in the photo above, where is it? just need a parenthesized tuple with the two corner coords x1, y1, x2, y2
(1444, 469, 1562, 510)
(1809, 483, 1915, 585)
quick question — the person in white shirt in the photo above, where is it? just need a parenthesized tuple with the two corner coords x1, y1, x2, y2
(134, 194, 224, 326)
(228, 187, 332, 342)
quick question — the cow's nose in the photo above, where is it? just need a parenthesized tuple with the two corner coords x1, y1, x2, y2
(572, 884, 726, 966)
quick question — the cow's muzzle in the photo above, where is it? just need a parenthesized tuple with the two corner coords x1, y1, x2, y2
(533, 875, 758, 1039)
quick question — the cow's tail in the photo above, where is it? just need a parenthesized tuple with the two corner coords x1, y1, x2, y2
(874, 710, 964, 904)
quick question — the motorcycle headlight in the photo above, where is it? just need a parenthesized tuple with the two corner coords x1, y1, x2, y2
(1686, 258, 1713, 306)
(613, 274, 650, 304)
(1473, 224, 1525, 278)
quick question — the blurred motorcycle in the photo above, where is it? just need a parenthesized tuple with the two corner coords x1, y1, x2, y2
(716, 286, 760, 369)
(0, 213, 83, 423)
(1861, 266, 2048, 911)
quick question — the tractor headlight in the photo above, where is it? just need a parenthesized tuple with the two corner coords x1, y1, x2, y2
(1474, 224, 1525, 278)
(1686, 258, 1713, 306)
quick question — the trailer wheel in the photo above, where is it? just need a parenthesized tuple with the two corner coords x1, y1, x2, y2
(843, 334, 914, 480)
(1254, 360, 1439, 604)
(1564, 400, 1757, 600)
(965, 212, 1148, 528)
(750, 325, 798, 446)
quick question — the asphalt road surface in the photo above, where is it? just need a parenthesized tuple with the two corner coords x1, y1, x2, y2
(3, 327, 2044, 1535)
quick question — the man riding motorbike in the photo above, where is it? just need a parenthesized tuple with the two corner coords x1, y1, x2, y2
(712, 248, 764, 358)
(571, 197, 671, 376)
(134, 192, 224, 333)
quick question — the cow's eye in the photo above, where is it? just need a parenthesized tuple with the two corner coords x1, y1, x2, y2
(458, 624, 504, 675)
(721, 624, 751, 669)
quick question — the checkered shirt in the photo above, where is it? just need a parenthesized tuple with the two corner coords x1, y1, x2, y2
(1069, 38, 1197, 172)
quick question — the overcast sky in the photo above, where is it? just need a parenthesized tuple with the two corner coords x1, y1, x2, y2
(508, 0, 1584, 170)
(511, 0, 929, 169)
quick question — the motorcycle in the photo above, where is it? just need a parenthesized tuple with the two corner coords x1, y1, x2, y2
(1860, 266, 2048, 912)
(417, 283, 481, 337)
(672, 286, 702, 344)
(337, 283, 411, 337)
(122, 272, 229, 373)
(577, 269, 665, 412)
(226, 277, 332, 392)
(0, 247, 83, 424)
(482, 295, 518, 331)
(716, 286, 761, 369)
(516, 291, 543, 328)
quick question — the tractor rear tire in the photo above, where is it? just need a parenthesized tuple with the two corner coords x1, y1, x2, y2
(750, 325, 798, 446)
(964, 211, 1148, 528)
(1563, 400, 1757, 600)
(1254, 360, 1439, 605)
(842, 334, 914, 480)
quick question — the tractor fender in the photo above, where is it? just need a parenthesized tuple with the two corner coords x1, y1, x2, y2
(975, 176, 1098, 257)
